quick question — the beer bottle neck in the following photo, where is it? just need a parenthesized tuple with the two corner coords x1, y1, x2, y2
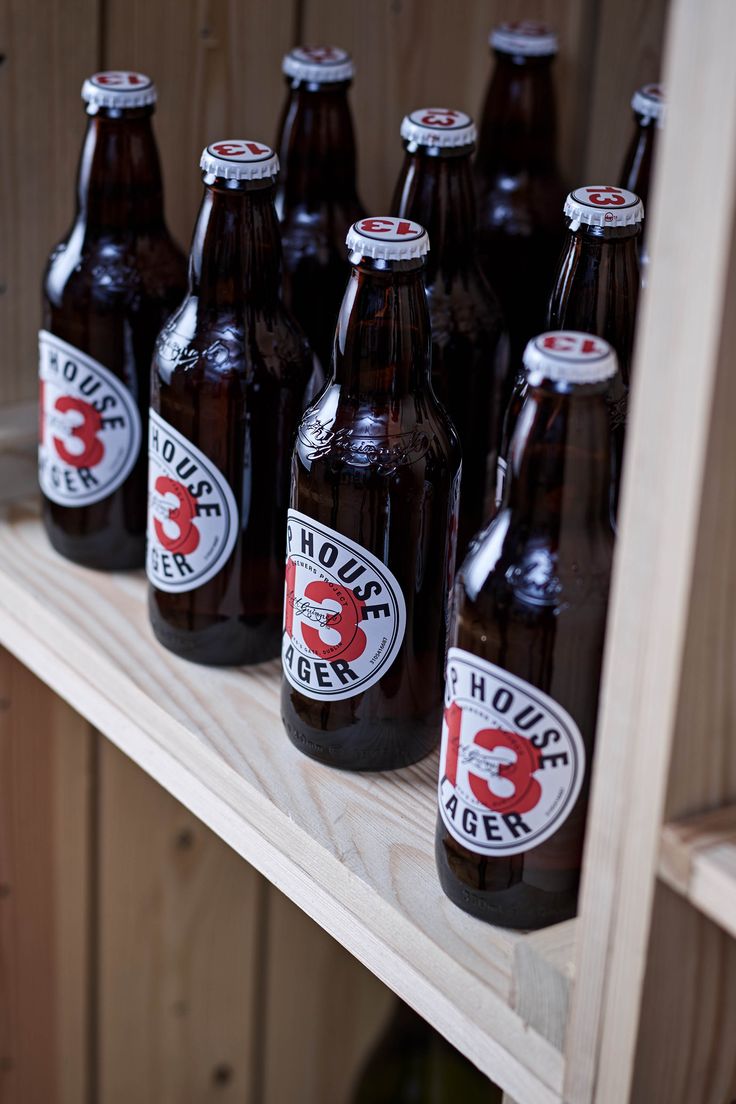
(476, 54, 559, 176)
(276, 83, 360, 210)
(547, 226, 641, 384)
(188, 181, 282, 308)
(333, 260, 431, 396)
(506, 380, 614, 531)
(392, 150, 478, 281)
(621, 118, 657, 207)
(76, 108, 166, 231)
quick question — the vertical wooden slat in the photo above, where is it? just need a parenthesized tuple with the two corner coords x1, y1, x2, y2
(260, 887, 394, 1104)
(564, 0, 736, 1100)
(583, 0, 670, 181)
(96, 739, 265, 1104)
(104, 0, 300, 248)
(630, 887, 736, 1103)
(300, 0, 596, 212)
(0, 650, 94, 1104)
(0, 0, 99, 405)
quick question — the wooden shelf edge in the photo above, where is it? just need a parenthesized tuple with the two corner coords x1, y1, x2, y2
(659, 805, 736, 940)
(0, 504, 572, 1104)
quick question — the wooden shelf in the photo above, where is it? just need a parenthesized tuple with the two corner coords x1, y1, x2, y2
(659, 806, 736, 941)
(0, 497, 574, 1104)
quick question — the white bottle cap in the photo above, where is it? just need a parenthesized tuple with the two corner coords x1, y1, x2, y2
(346, 217, 429, 261)
(490, 20, 558, 57)
(282, 46, 354, 84)
(564, 185, 644, 230)
(400, 108, 476, 149)
(82, 71, 157, 109)
(200, 140, 279, 181)
(523, 332, 618, 384)
(631, 83, 666, 126)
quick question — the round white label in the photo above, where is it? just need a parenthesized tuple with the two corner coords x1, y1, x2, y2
(90, 70, 152, 91)
(438, 648, 586, 856)
(282, 510, 407, 701)
(407, 107, 472, 131)
(38, 330, 142, 507)
(353, 217, 425, 244)
(206, 140, 275, 164)
(289, 46, 350, 66)
(570, 185, 640, 210)
(146, 409, 239, 593)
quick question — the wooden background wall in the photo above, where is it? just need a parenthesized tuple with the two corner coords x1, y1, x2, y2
(1, 0, 668, 405)
(0, 2, 669, 1102)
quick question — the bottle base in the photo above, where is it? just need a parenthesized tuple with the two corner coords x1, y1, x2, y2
(435, 832, 578, 930)
(149, 602, 281, 667)
(44, 520, 145, 571)
(281, 693, 440, 772)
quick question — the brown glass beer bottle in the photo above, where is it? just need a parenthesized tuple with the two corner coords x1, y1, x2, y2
(281, 217, 462, 771)
(392, 107, 509, 555)
(436, 332, 616, 930)
(275, 46, 366, 371)
(39, 71, 187, 569)
(475, 21, 566, 365)
(147, 141, 313, 665)
(351, 1001, 502, 1103)
(547, 185, 642, 497)
(620, 83, 665, 271)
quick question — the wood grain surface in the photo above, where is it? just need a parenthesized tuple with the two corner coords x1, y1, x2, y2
(96, 738, 265, 1104)
(0, 650, 94, 1104)
(0, 500, 572, 1104)
(0, 0, 99, 406)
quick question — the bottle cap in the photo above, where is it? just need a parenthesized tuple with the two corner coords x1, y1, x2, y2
(490, 20, 558, 57)
(346, 217, 429, 261)
(81, 71, 157, 109)
(400, 108, 476, 149)
(282, 46, 354, 84)
(200, 140, 279, 181)
(564, 185, 644, 229)
(523, 332, 618, 384)
(631, 82, 666, 125)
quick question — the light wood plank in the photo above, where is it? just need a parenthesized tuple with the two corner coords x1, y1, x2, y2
(0, 650, 93, 1104)
(660, 805, 736, 901)
(0, 0, 99, 405)
(512, 921, 576, 1052)
(96, 738, 264, 1104)
(0, 502, 570, 1104)
(564, 0, 736, 1101)
(584, 0, 670, 180)
(630, 886, 736, 1103)
(301, 0, 594, 212)
(261, 887, 394, 1104)
(104, 0, 299, 249)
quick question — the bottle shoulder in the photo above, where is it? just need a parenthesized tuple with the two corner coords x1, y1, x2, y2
(456, 510, 614, 620)
(152, 296, 313, 386)
(44, 222, 187, 309)
(293, 383, 461, 481)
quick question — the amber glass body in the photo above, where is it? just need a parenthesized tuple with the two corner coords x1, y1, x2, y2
(475, 50, 566, 366)
(42, 104, 187, 569)
(149, 174, 313, 665)
(620, 110, 659, 267)
(547, 222, 641, 496)
(275, 77, 366, 370)
(392, 142, 509, 554)
(281, 253, 462, 771)
(350, 1001, 502, 1103)
(436, 373, 615, 929)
